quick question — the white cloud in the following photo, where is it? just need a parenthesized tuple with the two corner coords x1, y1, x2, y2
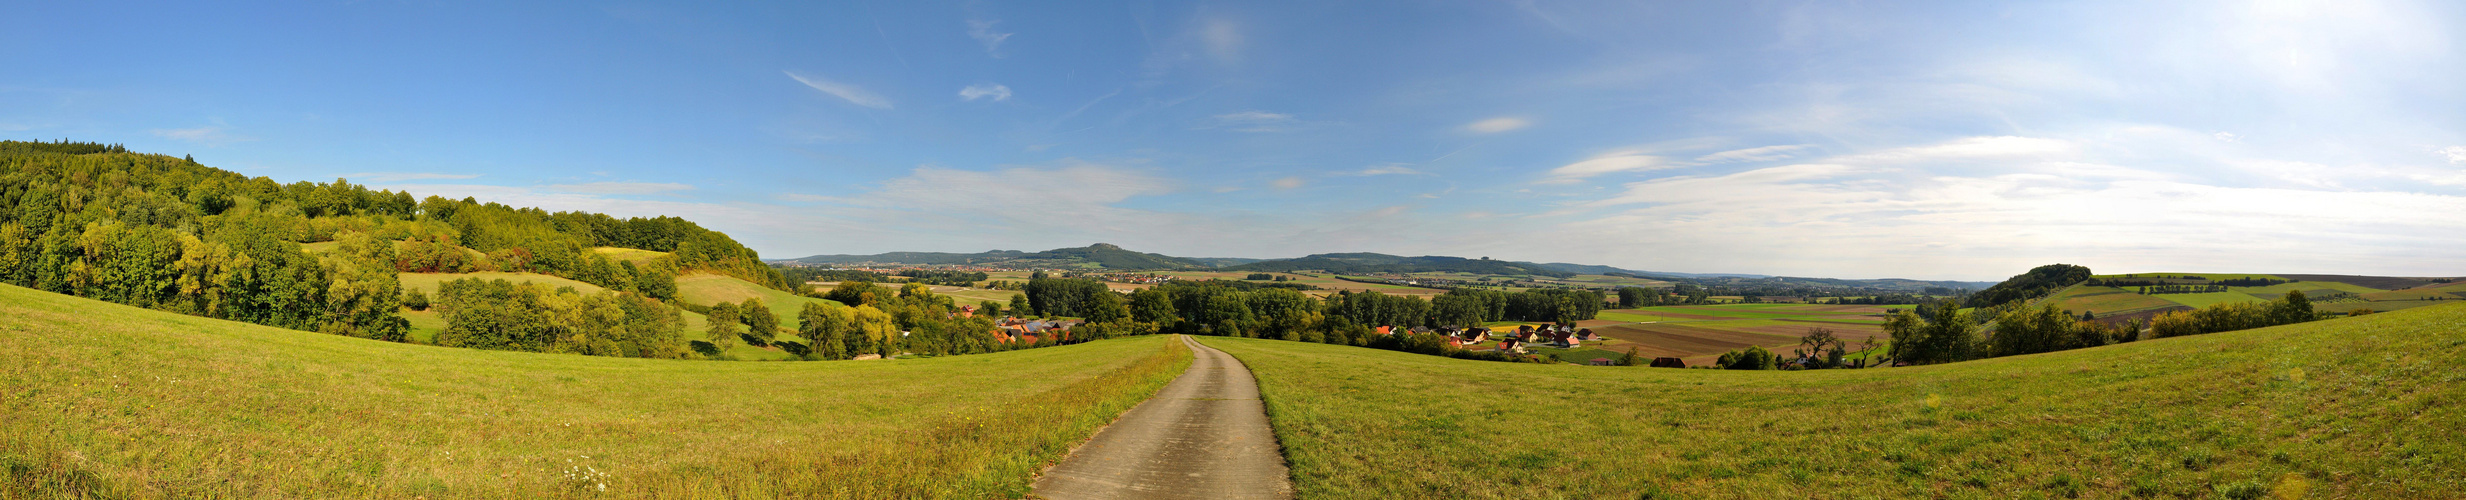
(967, 19, 1013, 56)
(959, 83, 1013, 102)
(2214, 132, 2243, 143)
(541, 182, 695, 195)
(342, 172, 480, 183)
(1272, 177, 1305, 189)
(1693, 144, 1812, 164)
(1212, 110, 1296, 132)
(2440, 146, 2466, 164)
(1464, 117, 1531, 134)
(785, 71, 892, 109)
(1541, 151, 1673, 183)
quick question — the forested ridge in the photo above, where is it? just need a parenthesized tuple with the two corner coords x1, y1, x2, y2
(0, 140, 783, 349)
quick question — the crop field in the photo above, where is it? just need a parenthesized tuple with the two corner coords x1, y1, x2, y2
(0, 285, 1190, 498)
(1566, 305, 1891, 365)
(398, 271, 607, 296)
(2095, 272, 2289, 281)
(1202, 303, 2466, 498)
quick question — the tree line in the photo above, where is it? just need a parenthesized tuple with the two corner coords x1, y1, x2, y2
(1006, 274, 1601, 363)
(1875, 290, 2324, 366)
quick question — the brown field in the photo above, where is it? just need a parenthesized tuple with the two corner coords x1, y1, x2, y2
(1585, 323, 1785, 359)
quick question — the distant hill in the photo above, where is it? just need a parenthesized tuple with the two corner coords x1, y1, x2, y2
(1186, 257, 1266, 267)
(1226, 253, 1576, 278)
(774, 244, 1208, 270)
(1005, 243, 1209, 270)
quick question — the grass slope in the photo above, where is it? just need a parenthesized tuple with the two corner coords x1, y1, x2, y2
(675, 273, 845, 331)
(397, 271, 607, 296)
(0, 285, 1190, 498)
(1202, 303, 2466, 499)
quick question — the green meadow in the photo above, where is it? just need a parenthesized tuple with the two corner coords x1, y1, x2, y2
(0, 284, 1189, 498)
(1203, 302, 2466, 499)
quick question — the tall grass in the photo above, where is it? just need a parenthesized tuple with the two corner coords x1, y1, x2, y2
(0, 284, 1188, 498)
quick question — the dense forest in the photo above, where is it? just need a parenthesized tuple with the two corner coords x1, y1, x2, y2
(0, 140, 783, 354)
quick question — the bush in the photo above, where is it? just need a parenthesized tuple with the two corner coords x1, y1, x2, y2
(403, 288, 430, 311)
(1720, 346, 1776, 370)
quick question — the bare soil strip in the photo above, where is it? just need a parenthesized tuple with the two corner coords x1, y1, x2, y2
(1031, 336, 1294, 499)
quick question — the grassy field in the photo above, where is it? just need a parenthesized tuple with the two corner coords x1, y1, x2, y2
(675, 273, 846, 331)
(397, 271, 607, 296)
(1203, 302, 2466, 498)
(0, 284, 1191, 498)
(2042, 286, 2190, 317)
(589, 246, 672, 266)
(2153, 291, 2267, 309)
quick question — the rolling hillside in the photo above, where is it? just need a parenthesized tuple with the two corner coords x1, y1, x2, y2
(1227, 253, 1577, 278)
(0, 284, 1188, 497)
(1201, 303, 2466, 498)
(774, 243, 1210, 270)
(674, 272, 846, 332)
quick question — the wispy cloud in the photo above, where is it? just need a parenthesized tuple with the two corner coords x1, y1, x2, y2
(1211, 110, 1297, 133)
(1272, 176, 1305, 189)
(151, 125, 254, 146)
(1693, 144, 1812, 164)
(785, 71, 892, 109)
(1348, 164, 1425, 176)
(959, 83, 1013, 102)
(342, 172, 481, 183)
(1541, 151, 1672, 183)
(542, 182, 696, 195)
(2441, 146, 2466, 164)
(1464, 117, 1531, 134)
(967, 19, 1013, 57)
(1202, 18, 1241, 63)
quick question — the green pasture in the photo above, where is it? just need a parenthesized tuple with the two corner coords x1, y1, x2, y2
(1202, 302, 2466, 498)
(0, 285, 1189, 498)
(2153, 291, 2267, 309)
(675, 273, 847, 331)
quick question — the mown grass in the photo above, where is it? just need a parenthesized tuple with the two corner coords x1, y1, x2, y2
(1203, 303, 2466, 499)
(0, 284, 1191, 498)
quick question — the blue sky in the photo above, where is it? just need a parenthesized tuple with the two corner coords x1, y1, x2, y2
(7, 1, 2465, 280)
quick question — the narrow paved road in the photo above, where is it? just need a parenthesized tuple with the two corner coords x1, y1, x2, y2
(1031, 335, 1294, 499)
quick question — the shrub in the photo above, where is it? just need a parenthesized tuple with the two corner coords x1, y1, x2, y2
(403, 288, 430, 311)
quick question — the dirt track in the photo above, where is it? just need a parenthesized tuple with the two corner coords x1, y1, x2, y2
(1031, 336, 1294, 499)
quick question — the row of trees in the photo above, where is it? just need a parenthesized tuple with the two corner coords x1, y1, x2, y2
(1881, 290, 2325, 366)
